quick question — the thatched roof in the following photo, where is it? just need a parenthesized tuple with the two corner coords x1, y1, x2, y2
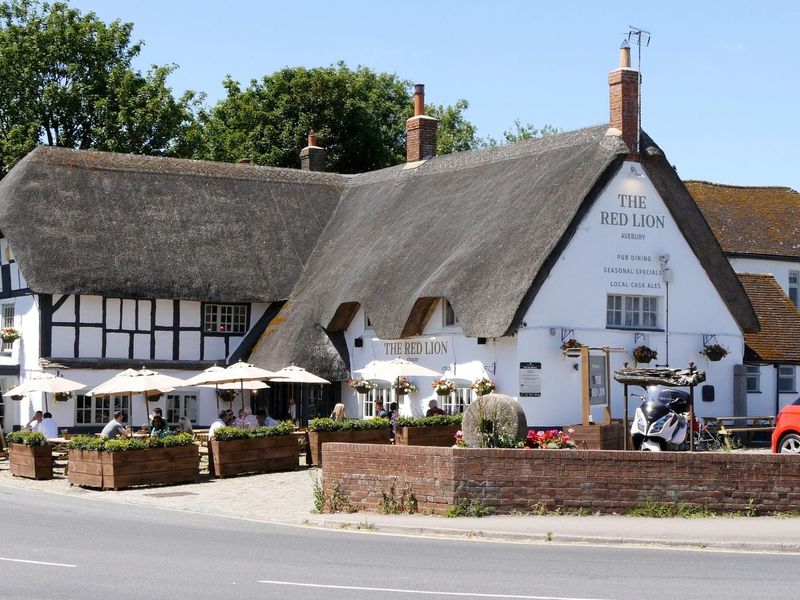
(0, 147, 344, 302)
(738, 273, 800, 363)
(685, 181, 800, 259)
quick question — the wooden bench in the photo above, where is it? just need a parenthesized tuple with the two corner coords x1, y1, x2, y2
(706, 416, 775, 444)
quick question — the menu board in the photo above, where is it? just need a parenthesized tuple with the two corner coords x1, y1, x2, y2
(519, 362, 542, 398)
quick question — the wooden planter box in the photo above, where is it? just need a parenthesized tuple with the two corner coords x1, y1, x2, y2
(209, 435, 299, 478)
(308, 428, 389, 466)
(9, 444, 53, 480)
(68, 445, 199, 490)
(395, 424, 461, 447)
(564, 423, 624, 450)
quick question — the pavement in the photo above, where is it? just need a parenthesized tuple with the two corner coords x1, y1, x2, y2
(2, 453, 800, 553)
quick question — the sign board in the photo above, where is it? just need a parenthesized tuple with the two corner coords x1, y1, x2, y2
(588, 354, 609, 406)
(519, 362, 542, 397)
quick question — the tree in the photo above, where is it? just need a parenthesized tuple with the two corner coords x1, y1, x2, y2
(0, 0, 200, 175)
(482, 119, 561, 147)
(428, 99, 480, 156)
(196, 63, 480, 174)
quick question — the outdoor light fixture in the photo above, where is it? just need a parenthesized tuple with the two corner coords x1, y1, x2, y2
(629, 165, 645, 178)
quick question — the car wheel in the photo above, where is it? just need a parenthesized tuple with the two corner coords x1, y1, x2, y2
(779, 433, 800, 454)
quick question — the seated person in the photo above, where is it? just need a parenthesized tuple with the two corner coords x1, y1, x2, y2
(24, 410, 43, 432)
(176, 416, 193, 434)
(149, 415, 171, 438)
(39, 412, 58, 439)
(100, 411, 128, 439)
(209, 410, 232, 440)
(330, 403, 346, 421)
(375, 400, 388, 418)
(256, 409, 279, 427)
(426, 399, 446, 417)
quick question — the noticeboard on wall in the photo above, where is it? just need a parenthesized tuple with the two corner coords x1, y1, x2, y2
(588, 354, 609, 406)
(519, 362, 542, 397)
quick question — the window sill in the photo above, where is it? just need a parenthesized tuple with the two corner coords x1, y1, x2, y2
(605, 326, 664, 332)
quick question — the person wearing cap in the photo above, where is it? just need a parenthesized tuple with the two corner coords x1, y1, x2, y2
(426, 399, 446, 417)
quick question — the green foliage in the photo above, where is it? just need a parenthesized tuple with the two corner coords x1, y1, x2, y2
(379, 482, 418, 515)
(427, 99, 479, 155)
(211, 421, 294, 441)
(627, 498, 716, 518)
(6, 430, 46, 446)
(327, 482, 357, 513)
(310, 470, 325, 513)
(68, 432, 194, 452)
(445, 499, 493, 518)
(0, 0, 201, 175)
(396, 414, 462, 428)
(308, 417, 389, 432)
(482, 120, 561, 147)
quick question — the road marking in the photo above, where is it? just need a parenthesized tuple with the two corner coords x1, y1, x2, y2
(257, 580, 609, 599)
(0, 557, 77, 568)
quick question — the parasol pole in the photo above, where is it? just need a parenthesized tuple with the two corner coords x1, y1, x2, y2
(44, 391, 49, 413)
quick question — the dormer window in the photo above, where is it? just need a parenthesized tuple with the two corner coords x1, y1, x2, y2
(443, 299, 458, 327)
(204, 303, 248, 334)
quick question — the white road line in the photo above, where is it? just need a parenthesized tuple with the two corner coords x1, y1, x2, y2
(0, 557, 77, 568)
(257, 580, 610, 600)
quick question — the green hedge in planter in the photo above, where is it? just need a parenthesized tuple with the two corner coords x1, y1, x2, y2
(68, 433, 194, 452)
(308, 417, 389, 432)
(6, 431, 47, 446)
(213, 421, 294, 441)
(397, 414, 463, 428)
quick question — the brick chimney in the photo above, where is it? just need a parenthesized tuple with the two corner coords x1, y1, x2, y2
(300, 129, 326, 171)
(406, 84, 438, 162)
(608, 40, 640, 159)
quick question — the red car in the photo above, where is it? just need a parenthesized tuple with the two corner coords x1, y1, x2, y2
(772, 399, 800, 453)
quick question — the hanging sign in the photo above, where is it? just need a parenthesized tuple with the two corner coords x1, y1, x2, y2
(519, 362, 542, 397)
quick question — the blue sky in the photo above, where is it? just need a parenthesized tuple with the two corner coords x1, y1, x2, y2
(69, 0, 800, 191)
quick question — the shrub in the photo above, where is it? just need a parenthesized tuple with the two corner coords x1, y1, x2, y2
(7, 430, 47, 446)
(308, 417, 389, 432)
(68, 433, 194, 452)
(396, 414, 462, 428)
(212, 421, 294, 441)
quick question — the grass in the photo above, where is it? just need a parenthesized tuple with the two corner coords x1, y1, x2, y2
(627, 497, 717, 518)
(445, 499, 494, 518)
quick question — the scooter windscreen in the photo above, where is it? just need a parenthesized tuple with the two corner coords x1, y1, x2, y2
(642, 386, 673, 421)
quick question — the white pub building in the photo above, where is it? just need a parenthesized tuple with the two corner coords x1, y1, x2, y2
(2, 42, 797, 434)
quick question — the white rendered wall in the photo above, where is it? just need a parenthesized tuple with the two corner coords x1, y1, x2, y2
(2, 295, 41, 431)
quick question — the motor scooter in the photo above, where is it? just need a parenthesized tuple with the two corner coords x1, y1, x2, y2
(630, 385, 690, 451)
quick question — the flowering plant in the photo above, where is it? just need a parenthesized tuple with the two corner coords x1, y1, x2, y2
(347, 377, 376, 393)
(525, 428, 576, 449)
(392, 377, 417, 395)
(53, 391, 72, 402)
(701, 343, 728, 361)
(431, 378, 455, 395)
(453, 430, 466, 448)
(1, 327, 20, 343)
(560, 338, 582, 354)
(470, 377, 495, 396)
(632, 345, 657, 364)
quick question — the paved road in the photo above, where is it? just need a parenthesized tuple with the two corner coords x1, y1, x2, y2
(1, 486, 796, 600)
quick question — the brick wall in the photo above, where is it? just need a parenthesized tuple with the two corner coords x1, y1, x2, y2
(322, 443, 800, 514)
(406, 115, 437, 162)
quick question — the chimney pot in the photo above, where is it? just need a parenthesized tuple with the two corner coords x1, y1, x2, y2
(609, 42, 640, 159)
(413, 83, 425, 117)
(308, 129, 317, 147)
(619, 40, 631, 68)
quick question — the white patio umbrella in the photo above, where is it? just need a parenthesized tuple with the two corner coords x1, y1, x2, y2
(4, 372, 86, 412)
(271, 365, 330, 423)
(88, 367, 186, 429)
(185, 360, 276, 411)
(200, 380, 270, 411)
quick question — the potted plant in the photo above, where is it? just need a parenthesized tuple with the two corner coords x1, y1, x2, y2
(561, 338, 582, 357)
(307, 417, 390, 466)
(395, 413, 463, 447)
(392, 377, 417, 396)
(701, 343, 728, 362)
(208, 421, 298, 478)
(53, 391, 72, 402)
(347, 377, 376, 394)
(1, 327, 20, 344)
(470, 377, 496, 397)
(431, 378, 455, 397)
(68, 433, 198, 490)
(632, 345, 657, 365)
(525, 429, 577, 449)
(7, 430, 53, 479)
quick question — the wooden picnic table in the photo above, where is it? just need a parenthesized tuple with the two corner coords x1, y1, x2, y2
(704, 416, 775, 441)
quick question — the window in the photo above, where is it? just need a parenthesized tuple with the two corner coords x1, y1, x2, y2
(204, 304, 247, 334)
(443, 299, 458, 327)
(746, 365, 761, 393)
(75, 394, 130, 425)
(166, 393, 198, 424)
(606, 295, 658, 329)
(440, 386, 472, 414)
(1, 303, 13, 352)
(778, 366, 796, 393)
(790, 271, 799, 308)
(363, 386, 389, 418)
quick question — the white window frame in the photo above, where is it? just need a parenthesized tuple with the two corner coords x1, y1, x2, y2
(203, 303, 247, 334)
(75, 394, 130, 425)
(789, 271, 799, 308)
(778, 366, 796, 394)
(1, 303, 14, 352)
(442, 299, 458, 327)
(165, 393, 198, 424)
(363, 386, 389, 418)
(746, 365, 761, 393)
(439, 386, 472, 414)
(606, 294, 659, 329)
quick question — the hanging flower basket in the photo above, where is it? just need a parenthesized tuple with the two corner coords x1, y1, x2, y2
(53, 391, 72, 402)
(561, 338, 582, 358)
(347, 377, 376, 394)
(701, 343, 728, 362)
(1, 327, 20, 344)
(470, 377, 496, 397)
(392, 377, 417, 396)
(431, 378, 455, 396)
(632, 345, 657, 364)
